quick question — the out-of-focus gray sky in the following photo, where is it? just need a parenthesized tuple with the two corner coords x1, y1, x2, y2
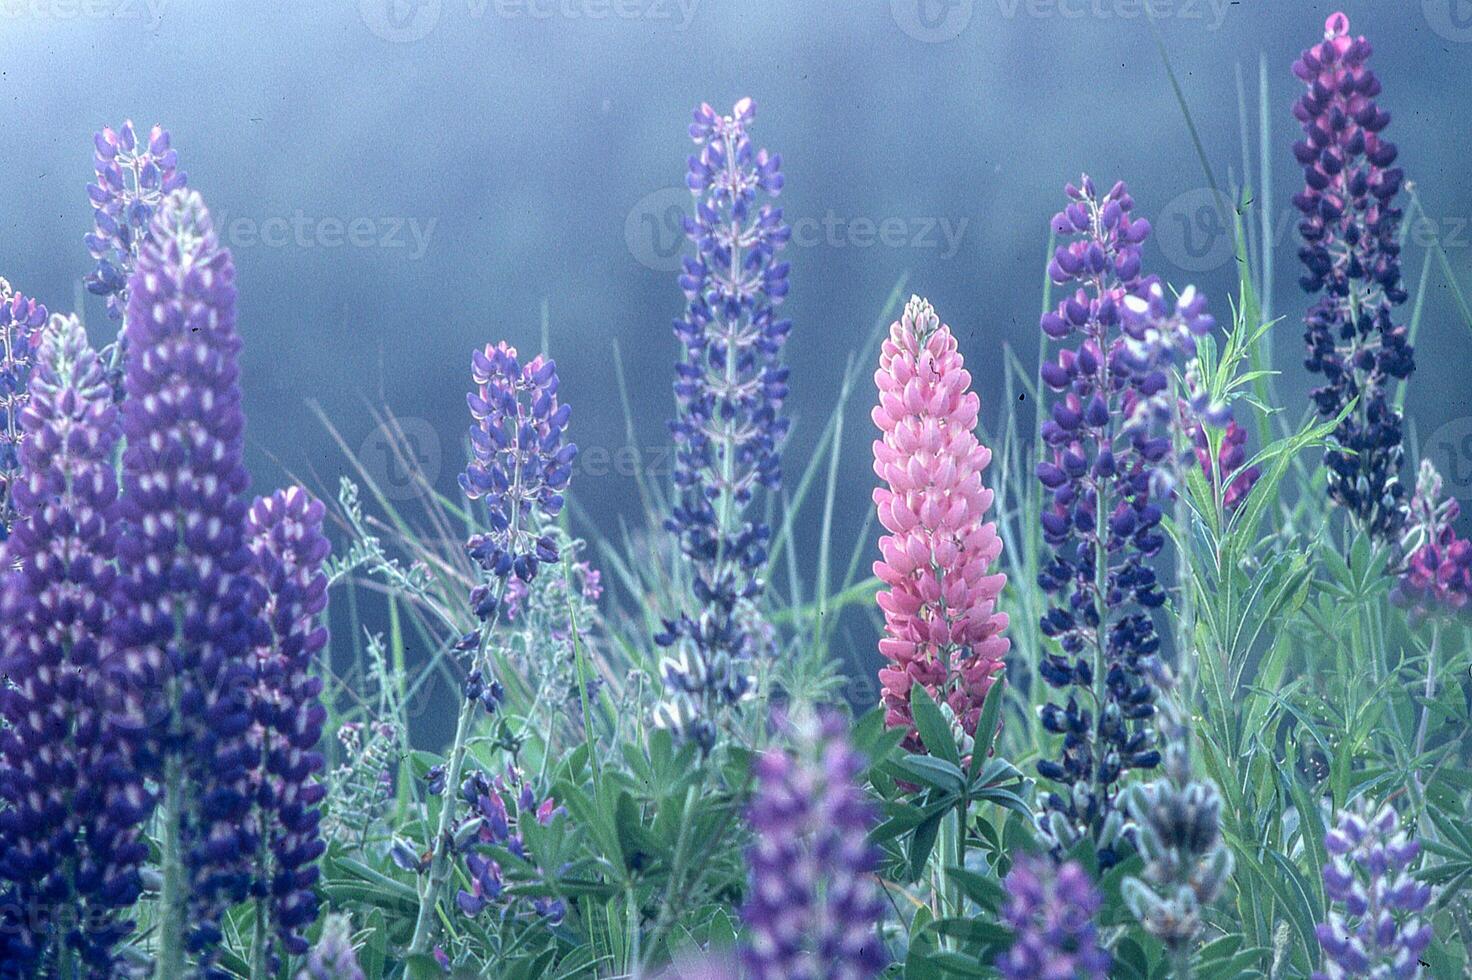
(4, 0, 1471, 711)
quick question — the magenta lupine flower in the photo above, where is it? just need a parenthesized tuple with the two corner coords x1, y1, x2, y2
(872, 296, 1008, 753)
(741, 715, 887, 978)
(1313, 803, 1433, 979)
(0, 281, 48, 538)
(246, 487, 332, 959)
(1393, 461, 1472, 618)
(1192, 419, 1260, 512)
(112, 189, 264, 965)
(0, 314, 148, 976)
(996, 857, 1110, 980)
(1293, 13, 1414, 541)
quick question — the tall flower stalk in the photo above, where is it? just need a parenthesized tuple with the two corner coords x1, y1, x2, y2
(871, 296, 1008, 754)
(1293, 12, 1413, 542)
(112, 189, 263, 974)
(654, 98, 791, 752)
(406, 341, 574, 961)
(0, 281, 48, 538)
(996, 856, 1111, 980)
(245, 487, 332, 976)
(1033, 177, 1165, 866)
(0, 314, 147, 976)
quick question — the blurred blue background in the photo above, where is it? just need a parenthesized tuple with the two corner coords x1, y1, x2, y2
(4, 0, 1471, 732)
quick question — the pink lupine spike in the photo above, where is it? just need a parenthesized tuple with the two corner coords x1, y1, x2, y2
(872, 296, 1008, 753)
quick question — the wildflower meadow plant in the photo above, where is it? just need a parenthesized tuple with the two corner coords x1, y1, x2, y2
(996, 856, 1111, 980)
(654, 97, 791, 752)
(0, 282, 48, 538)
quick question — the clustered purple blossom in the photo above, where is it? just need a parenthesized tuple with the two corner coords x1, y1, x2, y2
(741, 715, 886, 979)
(0, 282, 48, 538)
(0, 314, 148, 976)
(1192, 418, 1260, 512)
(1393, 460, 1472, 619)
(1313, 803, 1433, 979)
(111, 189, 267, 966)
(655, 98, 791, 752)
(297, 914, 364, 980)
(437, 767, 566, 925)
(996, 856, 1111, 980)
(85, 121, 187, 319)
(1293, 13, 1414, 541)
(1033, 177, 1167, 866)
(245, 487, 332, 960)
(461, 341, 575, 630)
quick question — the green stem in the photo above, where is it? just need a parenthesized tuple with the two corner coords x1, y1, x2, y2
(158, 755, 187, 979)
(249, 899, 270, 980)
(1412, 620, 1441, 799)
(406, 693, 478, 967)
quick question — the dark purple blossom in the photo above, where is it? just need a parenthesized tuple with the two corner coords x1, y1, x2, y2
(245, 487, 332, 960)
(741, 715, 886, 979)
(996, 857, 1110, 980)
(655, 98, 791, 751)
(1293, 13, 1413, 541)
(1034, 177, 1165, 866)
(111, 189, 264, 969)
(1392, 461, 1472, 619)
(0, 314, 148, 977)
(0, 281, 48, 538)
(453, 767, 566, 925)
(1312, 802, 1433, 979)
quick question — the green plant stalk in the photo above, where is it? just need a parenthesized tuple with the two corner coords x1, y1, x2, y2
(1412, 619, 1441, 798)
(249, 900, 269, 980)
(157, 753, 187, 980)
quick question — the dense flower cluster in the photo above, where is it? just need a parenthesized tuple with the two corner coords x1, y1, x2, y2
(449, 767, 567, 924)
(246, 487, 332, 959)
(1193, 418, 1260, 512)
(112, 189, 265, 967)
(996, 856, 1111, 980)
(0, 281, 48, 538)
(655, 98, 791, 751)
(1393, 460, 1472, 618)
(461, 341, 575, 627)
(1293, 12, 1413, 541)
(741, 715, 886, 979)
(0, 314, 147, 976)
(297, 914, 365, 980)
(1313, 803, 1433, 979)
(85, 121, 187, 319)
(1034, 177, 1165, 865)
(871, 296, 1008, 753)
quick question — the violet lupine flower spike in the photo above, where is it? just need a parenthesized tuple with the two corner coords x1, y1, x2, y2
(1293, 13, 1413, 542)
(741, 715, 887, 979)
(871, 296, 1009, 754)
(654, 98, 791, 752)
(112, 189, 264, 974)
(245, 487, 332, 967)
(995, 856, 1111, 980)
(1034, 177, 1164, 867)
(407, 342, 574, 960)
(0, 314, 148, 976)
(297, 914, 365, 980)
(1313, 802, 1433, 979)
(1393, 460, 1472, 619)
(0, 280, 48, 539)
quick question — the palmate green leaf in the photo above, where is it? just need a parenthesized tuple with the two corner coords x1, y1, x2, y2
(944, 866, 1006, 914)
(890, 755, 967, 795)
(909, 684, 961, 767)
(908, 951, 991, 977)
(967, 679, 1006, 780)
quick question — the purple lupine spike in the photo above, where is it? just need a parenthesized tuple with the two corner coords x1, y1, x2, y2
(0, 313, 149, 976)
(741, 715, 887, 979)
(1392, 461, 1472, 619)
(451, 767, 566, 924)
(111, 189, 264, 969)
(996, 857, 1111, 980)
(655, 98, 792, 752)
(85, 121, 187, 319)
(1033, 177, 1167, 867)
(296, 914, 365, 980)
(0, 280, 48, 538)
(246, 487, 332, 960)
(1312, 802, 1434, 979)
(1293, 13, 1413, 541)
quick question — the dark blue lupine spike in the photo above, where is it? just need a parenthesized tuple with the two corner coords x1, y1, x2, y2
(0, 280, 48, 539)
(0, 313, 148, 977)
(654, 98, 791, 752)
(111, 189, 264, 973)
(245, 487, 331, 963)
(1292, 14, 1413, 541)
(1033, 177, 1166, 868)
